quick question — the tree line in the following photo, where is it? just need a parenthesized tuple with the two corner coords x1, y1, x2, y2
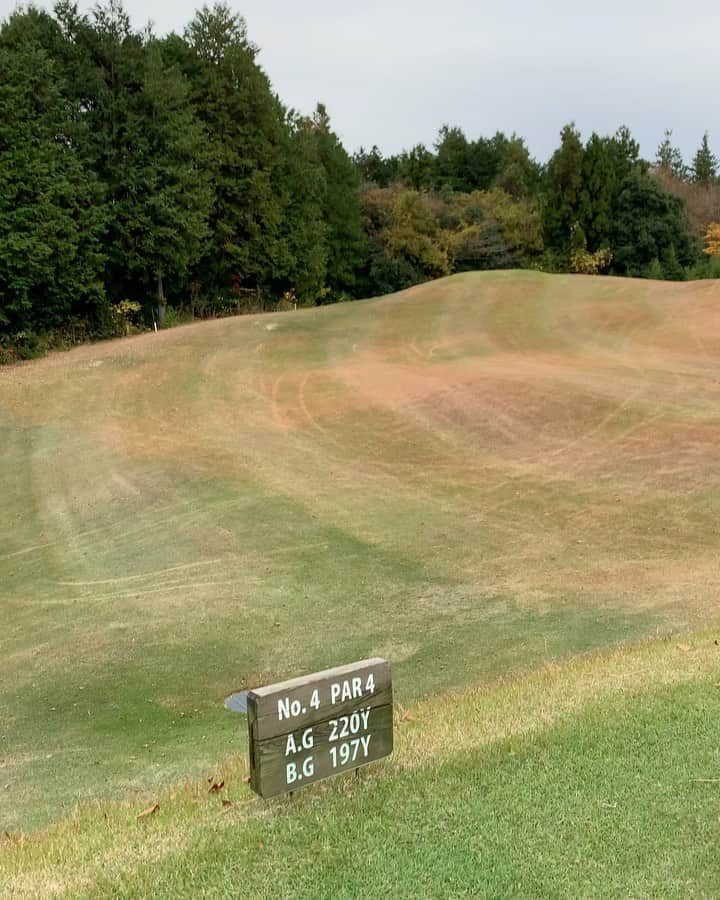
(356, 124, 720, 289)
(0, 2, 718, 361)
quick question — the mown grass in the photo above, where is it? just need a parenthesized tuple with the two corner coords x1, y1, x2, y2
(2, 271, 719, 834)
(3, 629, 719, 897)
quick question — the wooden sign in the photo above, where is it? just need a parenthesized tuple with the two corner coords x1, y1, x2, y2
(247, 658, 393, 798)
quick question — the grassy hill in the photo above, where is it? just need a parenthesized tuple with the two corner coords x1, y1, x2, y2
(2, 270, 720, 892)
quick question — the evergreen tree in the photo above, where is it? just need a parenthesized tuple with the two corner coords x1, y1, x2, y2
(367, 252, 422, 296)
(613, 172, 696, 276)
(353, 145, 396, 187)
(398, 144, 434, 190)
(656, 129, 687, 179)
(542, 123, 585, 254)
(308, 103, 366, 296)
(579, 127, 639, 252)
(183, 2, 288, 296)
(579, 133, 616, 251)
(692, 133, 717, 186)
(0, 39, 106, 336)
(494, 134, 542, 198)
(65, 0, 146, 303)
(124, 46, 214, 321)
(275, 113, 328, 304)
(660, 244, 685, 281)
(63, 3, 214, 318)
(434, 125, 472, 192)
(434, 127, 507, 193)
(466, 132, 507, 191)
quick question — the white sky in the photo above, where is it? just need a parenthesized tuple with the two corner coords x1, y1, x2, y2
(3, 0, 718, 162)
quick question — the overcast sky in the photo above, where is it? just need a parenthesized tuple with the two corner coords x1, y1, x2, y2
(2, 0, 717, 162)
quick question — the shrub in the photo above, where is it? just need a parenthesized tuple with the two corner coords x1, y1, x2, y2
(112, 301, 143, 336)
(0, 331, 48, 364)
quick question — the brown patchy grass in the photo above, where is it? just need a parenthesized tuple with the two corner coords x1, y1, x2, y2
(1, 270, 720, 833)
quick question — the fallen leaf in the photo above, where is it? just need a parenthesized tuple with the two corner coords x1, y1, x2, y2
(676, 643, 691, 652)
(137, 803, 159, 819)
(242, 775, 251, 785)
(209, 780, 225, 794)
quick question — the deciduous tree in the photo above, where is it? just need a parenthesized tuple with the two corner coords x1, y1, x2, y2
(703, 222, 720, 256)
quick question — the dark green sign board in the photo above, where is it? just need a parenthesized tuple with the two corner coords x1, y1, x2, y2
(247, 658, 393, 798)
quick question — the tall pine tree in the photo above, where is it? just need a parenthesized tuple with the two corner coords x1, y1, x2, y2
(692, 133, 717, 186)
(308, 103, 365, 297)
(542, 123, 585, 255)
(273, 112, 329, 304)
(183, 3, 287, 297)
(0, 37, 106, 337)
(656, 130, 687, 179)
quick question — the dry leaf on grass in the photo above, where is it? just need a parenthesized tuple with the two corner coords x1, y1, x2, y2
(137, 803, 159, 819)
(209, 780, 225, 793)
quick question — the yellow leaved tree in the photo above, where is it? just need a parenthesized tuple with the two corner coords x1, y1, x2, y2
(703, 222, 720, 256)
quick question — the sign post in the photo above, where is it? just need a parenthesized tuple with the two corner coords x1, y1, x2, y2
(247, 658, 393, 798)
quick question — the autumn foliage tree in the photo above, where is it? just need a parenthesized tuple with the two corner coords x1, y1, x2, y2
(703, 223, 720, 256)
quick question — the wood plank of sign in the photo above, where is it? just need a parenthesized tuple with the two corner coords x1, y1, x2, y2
(247, 658, 393, 798)
(248, 657, 392, 741)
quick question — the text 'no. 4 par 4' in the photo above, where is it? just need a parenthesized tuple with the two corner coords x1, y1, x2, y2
(246, 658, 393, 798)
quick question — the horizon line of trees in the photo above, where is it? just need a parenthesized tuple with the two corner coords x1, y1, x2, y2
(355, 124, 720, 288)
(1, 1, 719, 362)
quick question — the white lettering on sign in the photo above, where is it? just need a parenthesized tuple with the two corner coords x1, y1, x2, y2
(277, 697, 304, 721)
(330, 673, 376, 704)
(329, 735, 372, 768)
(286, 755, 315, 785)
(328, 707, 371, 741)
(284, 728, 314, 755)
(276, 672, 378, 721)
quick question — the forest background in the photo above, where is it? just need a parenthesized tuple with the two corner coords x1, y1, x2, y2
(1, 0, 719, 361)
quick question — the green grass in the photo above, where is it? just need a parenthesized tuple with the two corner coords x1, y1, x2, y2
(1, 271, 719, 838)
(3, 630, 720, 897)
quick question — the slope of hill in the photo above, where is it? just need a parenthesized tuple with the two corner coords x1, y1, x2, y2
(1, 270, 719, 836)
(3, 630, 720, 897)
